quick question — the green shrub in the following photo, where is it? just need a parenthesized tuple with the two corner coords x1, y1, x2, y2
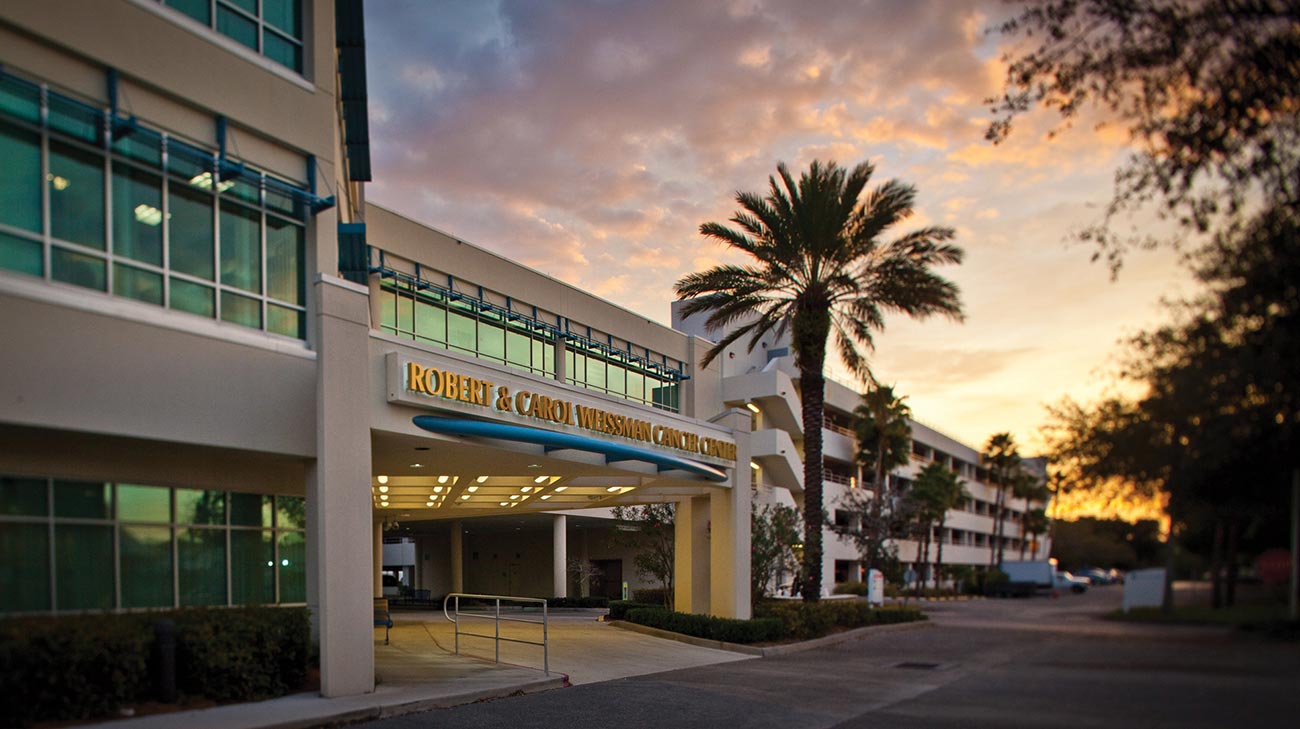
(632, 587, 671, 606)
(833, 581, 869, 596)
(546, 596, 610, 608)
(754, 600, 925, 640)
(624, 608, 784, 644)
(608, 600, 660, 620)
(0, 607, 310, 727)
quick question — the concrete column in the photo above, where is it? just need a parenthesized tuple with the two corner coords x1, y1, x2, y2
(307, 274, 374, 697)
(578, 528, 590, 597)
(373, 519, 383, 597)
(450, 520, 464, 593)
(674, 495, 711, 614)
(552, 514, 568, 598)
(710, 409, 752, 619)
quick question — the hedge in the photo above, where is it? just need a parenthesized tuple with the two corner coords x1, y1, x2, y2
(608, 599, 660, 620)
(624, 608, 785, 644)
(631, 587, 672, 606)
(833, 581, 870, 596)
(0, 607, 311, 727)
(755, 600, 926, 640)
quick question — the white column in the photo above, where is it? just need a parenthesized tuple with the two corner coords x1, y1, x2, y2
(552, 514, 568, 598)
(450, 520, 464, 593)
(578, 527, 590, 597)
(674, 495, 710, 614)
(710, 409, 752, 619)
(307, 273, 374, 697)
(373, 519, 383, 598)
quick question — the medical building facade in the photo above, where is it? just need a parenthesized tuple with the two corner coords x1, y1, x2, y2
(0, 0, 1046, 700)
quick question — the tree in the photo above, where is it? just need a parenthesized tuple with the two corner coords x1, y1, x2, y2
(908, 462, 969, 590)
(1021, 507, 1050, 561)
(609, 503, 675, 605)
(982, 433, 1024, 569)
(989, 0, 1300, 271)
(751, 503, 802, 602)
(675, 160, 964, 602)
(1013, 473, 1051, 560)
(852, 385, 913, 572)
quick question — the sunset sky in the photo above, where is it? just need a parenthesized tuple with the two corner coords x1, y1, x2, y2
(362, 0, 1197, 456)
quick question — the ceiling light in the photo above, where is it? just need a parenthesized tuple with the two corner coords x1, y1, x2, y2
(133, 204, 162, 226)
(746, 402, 761, 414)
(377, 475, 389, 484)
(476, 476, 489, 483)
(498, 501, 508, 507)
(750, 462, 760, 471)
(467, 486, 479, 493)
(433, 486, 443, 493)
(49, 174, 70, 191)
(188, 171, 234, 193)
(606, 486, 621, 492)
(520, 486, 532, 493)
(554, 486, 567, 492)
(460, 494, 471, 500)
(378, 485, 389, 493)
(510, 494, 520, 500)
(533, 476, 548, 484)
(380, 503, 389, 508)
(540, 495, 551, 500)
(426, 501, 434, 507)
(410, 463, 424, 468)
(527, 463, 541, 469)
(438, 475, 449, 484)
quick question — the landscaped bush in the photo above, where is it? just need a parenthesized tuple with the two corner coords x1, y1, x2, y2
(546, 596, 610, 608)
(755, 600, 925, 640)
(833, 581, 869, 596)
(0, 607, 311, 727)
(608, 599, 660, 620)
(624, 608, 785, 644)
(632, 587, 671, 606)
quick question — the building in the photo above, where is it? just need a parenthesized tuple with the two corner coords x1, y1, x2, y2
(0, 0, 1044, 704)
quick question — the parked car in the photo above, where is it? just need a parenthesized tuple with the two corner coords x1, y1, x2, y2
(1076, 567, 1116, 585)
(1054, 571, 1090, 593)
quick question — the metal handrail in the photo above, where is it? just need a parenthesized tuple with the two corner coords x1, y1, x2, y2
(442, 592, 549, 675)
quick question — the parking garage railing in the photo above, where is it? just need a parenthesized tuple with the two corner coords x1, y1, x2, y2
(442, 592, 549, 674)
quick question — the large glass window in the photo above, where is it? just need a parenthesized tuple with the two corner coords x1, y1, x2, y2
(0, 478, 308, 614)
(162, 0, 304, 74)
(0, 74, 311, 340)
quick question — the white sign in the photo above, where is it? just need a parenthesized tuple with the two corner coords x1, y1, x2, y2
(867, 569, 885, 606)
(1122, 568, 1166, 612)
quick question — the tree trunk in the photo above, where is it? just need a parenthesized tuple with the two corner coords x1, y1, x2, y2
(1210, 517, 1225, 609)
(935, 516, 947, 591)
(989, 483, 1006, 569)
(1225, 516, 1241, 607)
(1019, 511, 1029, 561)
(800, 365, 826, 602)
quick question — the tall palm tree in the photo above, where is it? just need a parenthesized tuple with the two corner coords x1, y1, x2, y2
(1013, 475, 1050, 560)
(855, 385, 913, 572)
(982, 432, 1022, 569)
(910, 461, 970, 589)
(674, 160, 964, 602)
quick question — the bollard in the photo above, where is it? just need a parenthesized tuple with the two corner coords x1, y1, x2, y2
(154, 619, 177, 704)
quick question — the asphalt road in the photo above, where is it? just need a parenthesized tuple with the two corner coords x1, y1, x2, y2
(361, 587, 1300, 729)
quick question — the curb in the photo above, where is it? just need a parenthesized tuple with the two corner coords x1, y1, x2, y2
(607, 618, 934, 658)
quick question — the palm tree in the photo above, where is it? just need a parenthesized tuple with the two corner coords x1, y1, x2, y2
(675, 159, 964, 602)
(913, 462, 970, 589)
(1013, 474, 1050, 560)
(982, 432, 1022, 569)
(854, 385, 913, 572)
(1021, 506, 1050, 560)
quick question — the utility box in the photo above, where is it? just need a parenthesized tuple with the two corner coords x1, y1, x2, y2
(867, 569, 885, 606)
(1123, 568, 1167, 612)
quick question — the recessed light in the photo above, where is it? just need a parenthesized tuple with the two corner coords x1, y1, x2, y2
(521, 486, 532, 493)
(554, 486, 567, 492)
(377, 475, 389, 484)
(433, 486, 443, 493)
(476, 476, 489, 483)
(746, 402, 761, 413)
(750, 462, 760, 471)
(526, 463, 541, 469)
(533, 476, 548, 484)
(540, 495, 551, 500)
(460, 494, 470, 500)
(438, 475, 449, 484)
(510, 494, 520, 500)
(378, 485, 389, 493)
(467, 486, 479, 493)
(498, 501, 508, 507)
(410, 463, 424, 468)
(606, 486, 621, 492)
(426, 501, 434, 507)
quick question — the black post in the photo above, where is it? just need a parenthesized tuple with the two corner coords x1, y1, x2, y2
(154, 619, 176, 704)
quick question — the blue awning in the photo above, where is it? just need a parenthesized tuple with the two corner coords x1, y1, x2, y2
(411, 416, 730, 483)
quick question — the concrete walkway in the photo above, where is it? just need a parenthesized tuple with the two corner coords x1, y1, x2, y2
(84, 609, 750, 729)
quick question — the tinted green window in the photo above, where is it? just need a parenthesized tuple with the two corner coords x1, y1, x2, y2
(263, 32, 301, 72)
(170, 277, 215, 317)
(448, 308, 476, 353)
(230, 493, 272, 527)
(55, 524, 114, 610)
(112, 162, 163, 265)
(607, 362, 627, 396)
(379, 288, 397, 334)
(166, 0, 211, 24)
(114, 263, 164, 305)
(221, 290, 261, 329)
(0, 523, 49, 612)
(231, 529, 274, 605)
(586, 356, 606, 390)
(48, 96, 100, 145)
(178, 527, 226, 606)
(267, 304, 302, 339)
(263, 0, 301, 37)
(479, 319, 505, 362)
(49, 141, 105, 249)
(266, 217, 302, 304)
(543, 342, 555, 374)
(415, 299, 445, 343)
(120, 525, 173, 608)
(113, 132, 162, 167)
(217, 5, 258, 50)
(225, 0, 257, 13)
(277, 530, 305, 602)
(276, 496, 305, 529)
(219, 202, 260, 293)
(176, 488, 225, 525)
(396, 293, 414, 335)
(627, 371, 645, 402)
(51, 247, 106, 291)
(506, 330, 531, 370)
(53, 480, 110, 519)
(0, 77, 39, 123)
(565, 350, 580, 384)
(0, 121, 41, 233)
(118, 484, 170, 523)
(0, 477, 46, 516)
(0, 232, 42, 278)
(169, 181, 215, 279)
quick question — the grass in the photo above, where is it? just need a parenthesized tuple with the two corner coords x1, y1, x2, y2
(1105, 602, 1299, 640)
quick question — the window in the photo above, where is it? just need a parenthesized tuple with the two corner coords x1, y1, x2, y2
(162, 0, 304, 74)
(0, 74, 310, 340)
(0, 475, 307, 614)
